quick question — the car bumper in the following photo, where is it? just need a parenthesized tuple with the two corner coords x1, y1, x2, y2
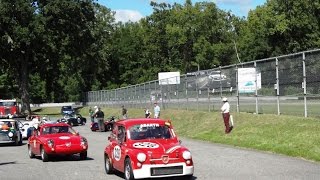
(133, 162, 194, 179)
(0, 133, 15, 143)
(45, 145, 88, 155)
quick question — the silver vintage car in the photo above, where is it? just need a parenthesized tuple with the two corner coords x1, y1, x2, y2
(0, 119, 22, 145)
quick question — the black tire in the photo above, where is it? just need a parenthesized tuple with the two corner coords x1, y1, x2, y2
(14, 136, 20, 146)
(70, 121, 74, 126)
(106, 124, 112, 131)
(18, 135, 22, 145)
(104, 154, 113, 174)
(28, 145, 35, 158)
(80, 151, 87, 160)
(124, 158, 134, 180)
(41, 147, 49, 162)
(181, 175, 194, 180)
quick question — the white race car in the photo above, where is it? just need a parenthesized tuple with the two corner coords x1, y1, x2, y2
(20, 121, 33, 139)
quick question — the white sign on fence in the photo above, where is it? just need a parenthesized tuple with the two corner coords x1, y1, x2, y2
(238, 68, 261, 93)
(158, 72, 180, 85)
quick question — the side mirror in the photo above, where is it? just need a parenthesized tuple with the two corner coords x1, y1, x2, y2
(108, 136, 111, 141)
(179, 140, 182, 144)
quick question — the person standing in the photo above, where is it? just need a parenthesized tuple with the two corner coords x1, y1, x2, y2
(144, 107, 151, 118)
(154, 102, 160, 118)
(221, 97, 233, 134)
(121, 105, 127, 119)
(93, 107, 105, 132)
(89, 107, 94, 123)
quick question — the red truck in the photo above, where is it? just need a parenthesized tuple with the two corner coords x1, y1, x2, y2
(0, 99, 20, 118)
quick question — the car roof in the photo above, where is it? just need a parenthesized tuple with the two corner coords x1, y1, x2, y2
(0, 119, 16, 122)
(116, 118, 171, 127)
(41, 123, 70, 128)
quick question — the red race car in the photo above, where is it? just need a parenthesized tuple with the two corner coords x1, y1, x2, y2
(28, 123, 88, 162)
(104, 118, 194, 180)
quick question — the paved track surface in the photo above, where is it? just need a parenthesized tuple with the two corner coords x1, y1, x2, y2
(0, 122, 319, 180)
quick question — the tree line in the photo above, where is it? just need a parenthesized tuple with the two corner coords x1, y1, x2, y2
(0, 0, 319, 114)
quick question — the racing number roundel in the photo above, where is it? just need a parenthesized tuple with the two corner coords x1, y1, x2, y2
(113, 145, 121, 161)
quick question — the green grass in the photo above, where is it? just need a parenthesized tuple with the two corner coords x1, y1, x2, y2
(32, 106, 320, 162)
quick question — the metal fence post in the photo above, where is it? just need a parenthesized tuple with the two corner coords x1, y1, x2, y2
(185, 75, 188, 111)
(236, 65, 240, 113)
(255, 61, 259, 114)
(219, 66, 222, 98)
(303, 53, 307, 117)
(276, 58, 280, 115)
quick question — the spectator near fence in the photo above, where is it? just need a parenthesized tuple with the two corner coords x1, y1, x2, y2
(154, 102, 160, 118)
(221, 97, 233, 134)
(93, 107, 105, 132)
(144, 107, 151, 118)
(121, 105, 127, 119)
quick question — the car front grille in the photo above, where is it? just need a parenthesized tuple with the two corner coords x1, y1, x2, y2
(5, 108, 11, 115)
(0, 133, 10, 141)
(150, 165, 183, 176)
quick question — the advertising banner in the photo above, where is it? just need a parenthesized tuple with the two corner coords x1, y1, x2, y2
(238, 68, 261, 93)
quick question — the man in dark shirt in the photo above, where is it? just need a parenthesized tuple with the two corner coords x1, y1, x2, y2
(93, 107, 105, 131)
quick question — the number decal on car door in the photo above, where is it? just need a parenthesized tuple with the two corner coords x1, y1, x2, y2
(113, 145, 121, 161)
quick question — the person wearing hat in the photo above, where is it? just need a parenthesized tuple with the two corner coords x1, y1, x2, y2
(93, 106, 105, 131)
(153, 102, 160, 118)
(221, 97, 233, 134)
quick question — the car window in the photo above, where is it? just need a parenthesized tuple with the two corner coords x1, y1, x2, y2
(129, 124, 172, 140)
(42, 126, 76, 135)
(118, 126, 126, 143)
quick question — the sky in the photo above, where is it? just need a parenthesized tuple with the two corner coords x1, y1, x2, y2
(98, 0, 266, 22)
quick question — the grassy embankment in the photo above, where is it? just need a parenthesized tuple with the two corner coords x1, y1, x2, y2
(32, 106, 320, 162)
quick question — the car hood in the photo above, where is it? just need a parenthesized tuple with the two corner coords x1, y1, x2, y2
(129, 139, 188, 156)
(41, 134, 81, 144)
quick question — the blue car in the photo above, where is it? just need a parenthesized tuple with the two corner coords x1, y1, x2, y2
(60, 106, 75, 115)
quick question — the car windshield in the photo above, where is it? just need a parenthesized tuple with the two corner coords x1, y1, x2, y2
(62, 106, 72, 110)
(0, 121, 15, 130)
(129, 124, 172, 140)
(0, 102, 16, 106)
(42, 126, 76, 135)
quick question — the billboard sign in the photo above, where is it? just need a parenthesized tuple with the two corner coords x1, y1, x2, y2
(158, 72, 180, 85)
(238, 68, 261, 93)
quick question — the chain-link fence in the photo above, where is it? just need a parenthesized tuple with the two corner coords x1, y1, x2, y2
(84, 49, 320, 118)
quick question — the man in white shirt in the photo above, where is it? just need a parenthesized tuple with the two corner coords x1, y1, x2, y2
(154, 103, 160, 118)
(221, 97, 233, 134)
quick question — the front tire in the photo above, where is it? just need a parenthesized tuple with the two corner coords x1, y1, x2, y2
(80, 151, 87, 160)
(124, 158, 134, 180)
(104, 154, 113, 174)
(41, 147, 49, 162)
(14, 137, 20, 146)
(106, 124, 112, 131)
(28, 145, 35, 158)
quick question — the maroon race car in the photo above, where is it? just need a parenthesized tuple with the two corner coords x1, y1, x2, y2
(90, 116, 117, 132)
(28, 123, 88, 162)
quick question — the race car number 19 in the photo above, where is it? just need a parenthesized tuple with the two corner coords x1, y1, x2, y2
(113, 145, 121, 161)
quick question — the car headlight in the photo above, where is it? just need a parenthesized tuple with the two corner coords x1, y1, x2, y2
(47, 139, 54, 147)
(137, 153, 146, 162)
(182, 151, 192, 160)
(81, 137, 88, 145)
(8, 132, 14, 137)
